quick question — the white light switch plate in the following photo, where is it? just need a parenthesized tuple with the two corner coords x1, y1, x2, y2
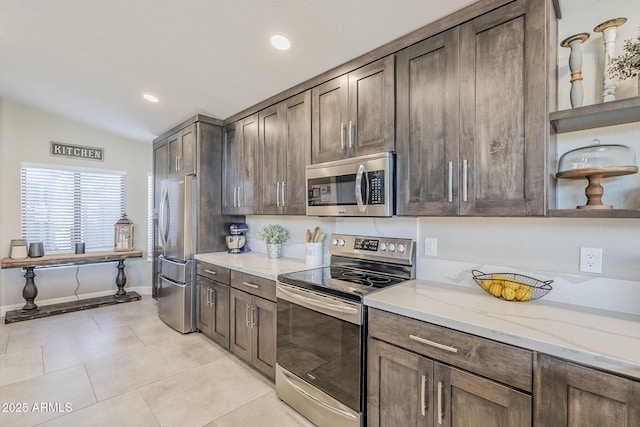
(425, 238, 437, 256)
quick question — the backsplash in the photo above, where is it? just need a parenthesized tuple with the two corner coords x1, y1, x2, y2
(246, 215, 640, 316)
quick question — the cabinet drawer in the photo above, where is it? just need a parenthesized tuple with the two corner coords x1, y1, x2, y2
(196, 262, 230, 284)
(231, 271, 276, 302)
(368, 308, 533, 392)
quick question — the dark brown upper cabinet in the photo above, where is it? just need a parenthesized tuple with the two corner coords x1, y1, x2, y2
(397, 0, 553, 216)
(258, 91, 311, 215)
(311, 55, 395, 164)
(222, 115, 258, 215)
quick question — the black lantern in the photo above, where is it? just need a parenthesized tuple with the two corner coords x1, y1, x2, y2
(114, 213, 134, 252)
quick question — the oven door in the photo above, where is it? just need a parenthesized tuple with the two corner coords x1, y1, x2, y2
(305, 152, 394, 217)
(276, 283, 364, 427)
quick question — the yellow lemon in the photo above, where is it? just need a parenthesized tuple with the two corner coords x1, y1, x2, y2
(515, 286, 533, 301)
(489, 282, 503, 297)
(503, 280, 520, 290)
(502, 287, 516, 301)
(479, 279, 492, 290)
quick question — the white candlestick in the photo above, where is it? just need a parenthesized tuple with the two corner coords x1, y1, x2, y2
(594, 17, 627, 102)
(561, 33, 590, 108)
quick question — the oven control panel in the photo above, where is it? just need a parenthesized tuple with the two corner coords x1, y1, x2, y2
(329, 233, 414, 263)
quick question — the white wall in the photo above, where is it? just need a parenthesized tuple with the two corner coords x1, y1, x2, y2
(0, 98, 153, 313)
(245, 0, 640, 317)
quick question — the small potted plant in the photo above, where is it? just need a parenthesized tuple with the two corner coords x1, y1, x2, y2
(258, 224, 289, 259)
(611, 30, 640, 94)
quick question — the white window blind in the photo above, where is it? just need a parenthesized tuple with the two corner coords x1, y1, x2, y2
(21, 166, 126, 252)
(147, 173, 153, 261)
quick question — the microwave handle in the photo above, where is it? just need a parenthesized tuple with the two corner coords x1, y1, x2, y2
(355, 164, 367, 213)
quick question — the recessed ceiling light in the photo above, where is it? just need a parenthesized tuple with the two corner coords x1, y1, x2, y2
(143, 93, 159, 103)
(270, 34, 291, 51)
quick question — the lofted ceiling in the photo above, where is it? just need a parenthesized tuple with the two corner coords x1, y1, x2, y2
(0, 0, 481, 143)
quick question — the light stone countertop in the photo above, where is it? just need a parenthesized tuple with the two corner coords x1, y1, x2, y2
(364, 279, 640, 381)
(194, 251, 321, 281)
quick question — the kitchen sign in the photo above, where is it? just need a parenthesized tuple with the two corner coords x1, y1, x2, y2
(50, 141, 104, 161)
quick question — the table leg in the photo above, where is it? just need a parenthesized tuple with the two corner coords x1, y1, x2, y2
(22, 267, 38, 310)
(115, 260, 127, 296)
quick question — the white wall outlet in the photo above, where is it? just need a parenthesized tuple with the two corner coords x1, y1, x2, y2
(580, 247, 602, 273)
(425, 237, 437, 256)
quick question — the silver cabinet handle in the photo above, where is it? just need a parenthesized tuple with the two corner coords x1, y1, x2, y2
(409, 334, 458, 353)
(177, 154, 182, 172)
(421, 374, 428, 416)
(245, 304, 251, 327)
(242, 281, 260, 289)
(276, 182, 281, 207)
(233, 187, 237, 207)
(205, 286, 211, 307)
(237, 186, 242, 208)
(282, 181, 286, 206)
(340, 122, 346, 149)
(437, 381, 444, 425)
(348, 120, 353, 148)
(210, 288, 216, 308)
(204, 269, 217, 276)
(448, 161, 453, 202)
(251, 304, 256, 327)
(462, 159, 468, 202)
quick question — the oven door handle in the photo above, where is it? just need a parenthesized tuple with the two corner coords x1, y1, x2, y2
(355, 164, 367, 213)
(277, 285, 357, 314)
(279, 366, 358, 421)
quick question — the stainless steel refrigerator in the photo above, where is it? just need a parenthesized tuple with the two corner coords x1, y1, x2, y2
(153, 119, 243, 334)
(157, 174, 196, 333)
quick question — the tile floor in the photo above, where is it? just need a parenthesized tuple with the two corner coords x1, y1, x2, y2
(0, 297, 315, 427)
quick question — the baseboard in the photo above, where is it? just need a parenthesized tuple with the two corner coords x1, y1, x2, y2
(0, 285, 152, 318)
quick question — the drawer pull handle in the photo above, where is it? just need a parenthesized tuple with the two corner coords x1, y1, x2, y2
(409, 334, 458, 353)
(204, 269, 217, 275)
(242, 281, 260, 289)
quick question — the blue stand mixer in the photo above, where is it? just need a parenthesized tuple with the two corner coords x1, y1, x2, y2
(226, 223, 250, 254)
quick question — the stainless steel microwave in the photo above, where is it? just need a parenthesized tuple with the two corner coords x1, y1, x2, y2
(306, 152, 394, 217)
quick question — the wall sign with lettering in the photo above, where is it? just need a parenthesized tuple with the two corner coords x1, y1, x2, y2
(50, 141, 104, 161)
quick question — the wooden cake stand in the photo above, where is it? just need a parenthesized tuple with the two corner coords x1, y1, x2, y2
(556, 166, 638, 209)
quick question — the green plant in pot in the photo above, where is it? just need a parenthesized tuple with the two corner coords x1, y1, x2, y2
(611, 29, 640, 93)
(258, 224, 289, 259)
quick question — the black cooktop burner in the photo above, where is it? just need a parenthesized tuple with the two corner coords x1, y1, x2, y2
(278, 265, 407, 302)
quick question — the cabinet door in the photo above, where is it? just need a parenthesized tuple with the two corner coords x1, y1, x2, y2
(311, 74, 349, 163)
(197, 279, 213, 337)
(348, 55, 395, 157)
(459, 0, 546, 216)
(167, 123, 196, 176)
(258, 104, 284, 214)
(179, 123, 197, 176)
(537, 354, 640, 427)
(223, 116, 257, 215)
(368, 338, 434, 427)
(282, 91, 311, 214)
(252, 297, 276, 380)
(396, 28, 460, 216)
(230, 288, 252, 363)
(435, 362, 531, 427)
(208, 278, 230, 349)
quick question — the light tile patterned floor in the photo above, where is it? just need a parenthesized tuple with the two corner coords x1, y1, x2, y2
(0, 297, 314, 427)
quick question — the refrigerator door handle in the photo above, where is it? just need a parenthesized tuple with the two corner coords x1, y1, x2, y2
(158, 187, 169, 248)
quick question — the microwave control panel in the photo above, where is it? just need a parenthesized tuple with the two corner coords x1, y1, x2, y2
(368, 171, 384, 205)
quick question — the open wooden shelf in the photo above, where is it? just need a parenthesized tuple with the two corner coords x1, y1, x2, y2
(550, 96, 640, 133)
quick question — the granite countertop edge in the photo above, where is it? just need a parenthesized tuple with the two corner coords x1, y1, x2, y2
(363, 279, 640, 381)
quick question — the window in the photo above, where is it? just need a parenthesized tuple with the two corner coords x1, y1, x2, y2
(147, 173, 153, 261)
(21, 165, 126, 252)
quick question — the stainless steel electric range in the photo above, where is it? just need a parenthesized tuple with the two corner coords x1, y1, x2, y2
(276, 233, 415, 427)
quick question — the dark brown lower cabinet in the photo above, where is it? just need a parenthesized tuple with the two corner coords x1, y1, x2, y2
(368, 338, 531, 427)
(536, 354, 640, 427)
(230, 288, 276, 380)
(197, 275, 230, 349)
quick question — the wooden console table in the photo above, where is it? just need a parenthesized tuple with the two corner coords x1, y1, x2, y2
(1, 250, 143, 323)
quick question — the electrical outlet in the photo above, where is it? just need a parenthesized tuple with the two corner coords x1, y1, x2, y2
(580, 247, 602, 273)
(425, 237, 437, 256)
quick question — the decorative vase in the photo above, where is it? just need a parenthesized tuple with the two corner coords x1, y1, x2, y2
(561, 33, 590, 108)
(267, 243, 282, 259)
(594, 17, 627, 102)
